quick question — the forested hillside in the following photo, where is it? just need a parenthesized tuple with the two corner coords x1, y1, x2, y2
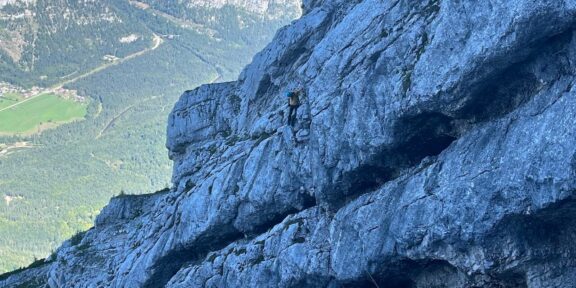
(0, 0, 300, 273)
(0, 0, 152, 87)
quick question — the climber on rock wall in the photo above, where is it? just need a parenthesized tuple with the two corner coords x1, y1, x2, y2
(286, 87, 302, 126)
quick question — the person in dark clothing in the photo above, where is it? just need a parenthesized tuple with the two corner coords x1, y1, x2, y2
(286, 89, 301, 126)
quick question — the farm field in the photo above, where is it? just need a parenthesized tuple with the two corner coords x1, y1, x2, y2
(0, 93, 88, 134)
(0, 93, 23, 110)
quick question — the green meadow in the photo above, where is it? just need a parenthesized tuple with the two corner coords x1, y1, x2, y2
(0, 93, 88, 134)
(0, 93, 23, 110)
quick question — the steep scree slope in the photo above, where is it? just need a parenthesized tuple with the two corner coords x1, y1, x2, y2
(3, 0, 576, 287)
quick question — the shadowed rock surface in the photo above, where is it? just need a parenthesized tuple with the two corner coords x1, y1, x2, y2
(2, 0, 576, 287)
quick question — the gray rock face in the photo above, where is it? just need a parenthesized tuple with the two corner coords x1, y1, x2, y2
(3, 0, 576, 287)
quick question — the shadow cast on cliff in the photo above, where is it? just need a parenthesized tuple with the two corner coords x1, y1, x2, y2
(481, 196, 576, 286)
(142, 225, 244, 288)
(323, 28, 576, 210)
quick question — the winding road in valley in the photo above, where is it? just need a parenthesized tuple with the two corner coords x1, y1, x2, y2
(0, 34, 164, 114)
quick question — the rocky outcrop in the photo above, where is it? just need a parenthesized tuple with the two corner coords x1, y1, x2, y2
(3, 0, 576, 287)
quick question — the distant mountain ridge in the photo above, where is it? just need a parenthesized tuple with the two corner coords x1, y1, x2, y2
(0, 0, 34, 8)
(0, 0, 300, 87)
(142, 0, 300, 15)
(0, 0, 151, 87)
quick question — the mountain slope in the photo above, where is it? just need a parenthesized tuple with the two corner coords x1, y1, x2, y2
(3, 0, 576, 287)
(0, 0, 153, 87)
(0, 0, 301, 87)
(0, 0, 300, 274)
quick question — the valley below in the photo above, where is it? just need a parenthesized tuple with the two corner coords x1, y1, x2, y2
(0, 0, 300, 273)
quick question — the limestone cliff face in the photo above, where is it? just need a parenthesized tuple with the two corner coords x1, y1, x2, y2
(3, 0, 576, 287)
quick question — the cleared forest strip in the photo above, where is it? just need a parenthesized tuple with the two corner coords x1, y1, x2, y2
(95, 106, 135, 140)
(96, 96, 160, 139)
